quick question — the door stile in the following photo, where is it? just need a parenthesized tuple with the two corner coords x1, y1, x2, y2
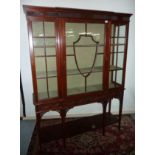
(27, 19, 38, 102)
(103, 21, 111, 90)
(58, 19, 67, 98)
(122, 22, 129, 87)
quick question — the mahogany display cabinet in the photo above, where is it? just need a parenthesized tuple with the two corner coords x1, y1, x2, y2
(23, 5, 132, 148)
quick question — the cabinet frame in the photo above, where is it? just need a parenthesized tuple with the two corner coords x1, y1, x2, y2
(23, 5, 132, 149)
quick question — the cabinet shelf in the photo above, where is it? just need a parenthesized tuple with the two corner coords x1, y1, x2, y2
(33, 36, 56, 38)
(111, 36, 126, 38)
(36, 65, 123, 79)
(111, 44, 125, 46)
(35, 55, 56, 58)
(69, 83, 120, 95)
(38, 82, 121, 99)
(36, 71, 57, 79)
(66, 44, 104, 47)
(34, 45, 56, 48)
(68, 84, 102, 95)
(38, 91, 58, 100)
(66, 52, 104, 57)
(110, 51, 124, 53)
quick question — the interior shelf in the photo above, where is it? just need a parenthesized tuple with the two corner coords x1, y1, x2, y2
(111, 36, 126, 38)
(66, 52, 104, 56)
(66, 44, 104, 47)
(38, 91, 58, 100)
(36, 65, 123, 79)
(38, 82, 121, 99)
(111, 44, 125, 46)
(67, 84, 102, 95)
(35, 55, 56, 57)
(32, 36, 56, 38)
(68, 82, 121, 95)
(36, 71, 57, 79)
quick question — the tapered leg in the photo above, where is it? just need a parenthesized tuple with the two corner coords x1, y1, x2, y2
(108, 99, 111, 114)
(36, 113, 42, 154)
(118, 96, 123, 130)
(60, 109, 67, 147)
(102, 101, 108, 135)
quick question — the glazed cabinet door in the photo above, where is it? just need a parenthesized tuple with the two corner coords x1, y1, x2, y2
(65, 21, 106, 96)
(29, 19, 60, 101)
(109, 23, 129, 88)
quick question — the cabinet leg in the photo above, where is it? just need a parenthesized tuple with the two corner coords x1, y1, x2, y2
(36, 113, 42, 153)
(118, 96, 123, 130)
(60, 109, 67, 147)
(108, 99, 111, 114)
(102, 101, 107, 135)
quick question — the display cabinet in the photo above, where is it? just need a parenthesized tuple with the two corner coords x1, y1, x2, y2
(23, 5, 132, 148)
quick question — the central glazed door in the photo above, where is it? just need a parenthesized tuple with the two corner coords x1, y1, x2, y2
(63, 20, 107, 96)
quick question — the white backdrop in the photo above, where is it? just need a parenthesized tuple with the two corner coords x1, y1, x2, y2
(20, 0, 135, 118)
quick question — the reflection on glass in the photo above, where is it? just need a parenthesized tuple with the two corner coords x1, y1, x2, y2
(87, 24, 105, 43)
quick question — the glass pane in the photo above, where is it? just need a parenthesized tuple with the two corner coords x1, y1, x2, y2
(98, 46, 104, 54)
(33, 38, 44, 47)
(37, 79, 48, 100)
(32, 22, 43, 37)
(67, 56, 77, 70)
(117, 53, 124, 67)
(48, 78, 58, 98)
(116, 70, 123, 84)
(46, 47, 56, 56)
(110, 53, 124, 68)
(119, 25, 126, 37)
(118, 38, 125, 44)
(67, 75, 85, 95)
(118, 45, 125, 52)
(66, 23, 85, 45)
(35, 57, 46, 73)
(45, 38, 56, 46)
(66, 22, 105, 95)
(34, 48, 44, 56)
(95, 55, 103, 67)
(47, 57, 57, 72)
(66, 47, 74, 55)
(87, 24, 105, 43)
(44, 22, 55, 36)
(87, 72, 102, 92)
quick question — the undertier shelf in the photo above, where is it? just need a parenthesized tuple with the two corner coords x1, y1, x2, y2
(40, 113, 119, 142)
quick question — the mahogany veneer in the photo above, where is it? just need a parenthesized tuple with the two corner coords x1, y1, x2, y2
(23, 5, 132, 150)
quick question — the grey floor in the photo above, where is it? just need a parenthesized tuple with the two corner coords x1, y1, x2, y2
(20, 120, 35, 155)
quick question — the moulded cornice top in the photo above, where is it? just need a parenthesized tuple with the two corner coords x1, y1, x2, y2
(23, 5, 132, 17)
